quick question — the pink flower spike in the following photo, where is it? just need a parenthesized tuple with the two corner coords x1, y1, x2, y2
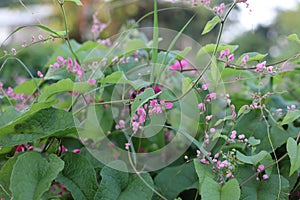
(220, 49, 230, 58)
(37, 71, 44, 78)
(230, 130, 237, 139)
(291, 105, 296, 111)
(262, 174, 269, 180)
(210, 128, 216, 134)
(88, 79, 97, 84)
(132, 121, 140, 133)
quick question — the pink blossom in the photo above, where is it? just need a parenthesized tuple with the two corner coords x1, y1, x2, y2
(125, 142, 130, 150)
(132, 121, 140, 133)
(202, 84, 208, 90)
(31, 35, 35, 43)
(238, 134, 245, 139)
(230, 130, 237, 139)
(200, 0, 210, 6)
(37, 71, 44, 78)
(198, 103, 206, 113)
(169, 60, 188, 70)
(88, 79, 97, 84)
(72, 149, 81, 154)
(206, 92, 216, 100)
(242, 55, 249, 65)
(38, 34, 44, 41)
(291, 105, 296, 111)
(228, 54, 235, 62)
(11, 48, 17, 55)
(206, 115, 213, 121)
(262, 174, 269, 180)
(220, 49, 230, 59)
(210, 128, 216, 133)
(255, 61, 266, 72)
(165, 102, 173, 109)
(257, 164, 264, 172)
(57, 56, 64, 63)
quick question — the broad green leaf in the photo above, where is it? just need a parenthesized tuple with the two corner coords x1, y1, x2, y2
(131, 88, 160, 117)
(10, 152, 64, 200)
(13, 78, 42, 95)
(73, 82, 96, 94)
(248, 137, 261, 146)
(65, 0, 83, 5)
(94, 160, 129, 200)
(236, 151, 269, 165)
(194, 159, 215, 192)
(201, 178, 240, 200)
(38, 79, 73, 102)
(117, 173, 153, 200)
(124, 39, 148, 53)
(280, 109, 300, 125)
(202, 16, 221, 35)
(287, 34, 300, 45)
(154, 162, 198, 199)
(237, 166, 289, 200)
(197, 44, 239, 56)
(287, 137, 300, 176)
(0, 155, 19, 198)
(0, 107, 21, 128)
(0, 107, 76, 146)
(56, 152, 98, 200)
(237, 105, 251, 117)
(236, 52, 268, 65)
(44, 68, 76, 81)
(100, 71, 128, 84)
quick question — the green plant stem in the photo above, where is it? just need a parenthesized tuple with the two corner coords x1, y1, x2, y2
(56, 0, 81, 65)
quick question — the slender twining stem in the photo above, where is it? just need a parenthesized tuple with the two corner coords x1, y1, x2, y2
(56, 0, 81, 65)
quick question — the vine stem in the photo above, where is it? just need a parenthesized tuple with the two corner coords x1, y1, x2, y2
(56, 0, 81, 65)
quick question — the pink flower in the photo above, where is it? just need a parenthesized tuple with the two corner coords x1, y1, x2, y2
(169, 60, 188, 71)
(230, 130, 237, 139)
(257, 164, 264, 172)
(202, 84, 208, 90)
(262, 174, 269, 180)
(57, 56, 64, 63)
(132, 122, 140, 133)
(242, 55, 249, 65)
(255, 61, 266, 72)
(198, 103, 206, 113)
(206, 115, 213, 121)
(200, 0, 210, 6)
(125, 142, 130, 150)
(11, 48, 17, 55)
(206, 92, 216, 100)
(238, 134, 245, 139)
(210, 128, 216, 133)
(220, 49, 230, 59)
(37, 71, 44, 78)
(165, 102, 173, 109)
(88, 79, 97, 84)
(228, 54, 235, 62)
(72, 149, 81, 154)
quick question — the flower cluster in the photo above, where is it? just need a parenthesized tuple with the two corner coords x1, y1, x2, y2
(49, 56, 83, 79)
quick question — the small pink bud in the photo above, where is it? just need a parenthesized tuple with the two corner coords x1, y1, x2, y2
(88, 79, 97, 84)
(262, 174, 269, 180)
(72, 149, 81, 154)
(37, 71, 44, 78)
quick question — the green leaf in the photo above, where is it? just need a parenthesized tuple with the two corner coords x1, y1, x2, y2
(95, 160, 129, 200)
(287, 34, 300, 45)
(175, 47, 192, 60)
(13, 78, 42, 95)
(154, 162, 198, 199)
(100, 71, 128, 84)
(44, 68, 76, 81)
(95, 161, 153, 200)
(202, 16, 221, 35)
(248, 137, 261, 146)
(287, 137, 300, 176)
(201, 178, 240, 200)
(237, 166, 290, 200)
(197, 44, 239, 56)
(131, 88, 160, 117)
(0, 107, 21, 128)
(65, 0, 83, 5)
(117, 173, 153, 200)
(194, 159, 215, 192)
(10, 152, 64, 200)
(38, 79, 73, 102)
(0, 107, 76, 146)
(73, 82, 96, 94)
(236, 52, 268, 65)
(124, 39, 148, 53)
(280, 109, 300, 125)
(0, 155, 19, 198)
(237, 105, 251, 117)
(56, 152, 98, 200)
(236, 151, 269, 165)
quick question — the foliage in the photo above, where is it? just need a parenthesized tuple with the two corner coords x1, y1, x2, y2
(0, 0, 300, 199)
